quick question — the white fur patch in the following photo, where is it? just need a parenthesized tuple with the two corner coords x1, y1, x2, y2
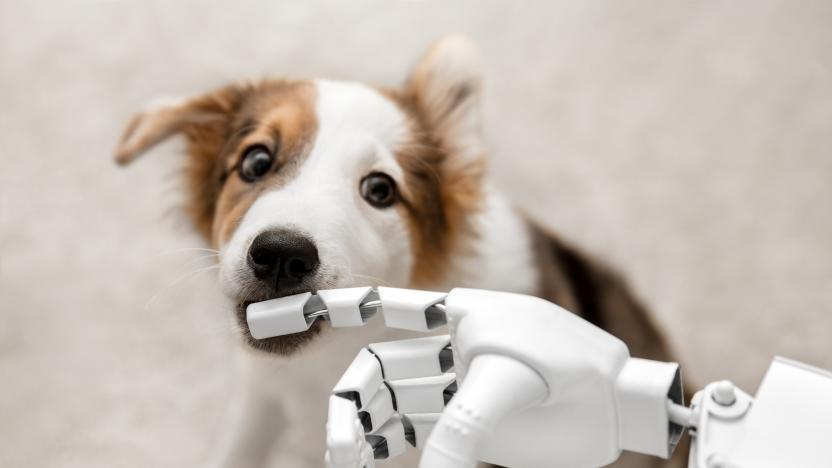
(447, 187, 540, 294)
(219, 80, 414, 297)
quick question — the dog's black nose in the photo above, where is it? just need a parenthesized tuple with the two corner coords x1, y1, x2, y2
(247, 229, 320, 290)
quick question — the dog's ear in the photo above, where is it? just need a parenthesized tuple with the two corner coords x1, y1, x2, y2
(114, 85, 246, 240)
(407, 35, 485, 167)
(114, 85, 242, 165)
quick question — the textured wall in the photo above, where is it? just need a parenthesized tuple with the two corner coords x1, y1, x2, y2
(1, 1, 830, 467)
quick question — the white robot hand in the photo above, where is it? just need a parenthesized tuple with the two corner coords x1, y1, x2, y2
(246, 287, 832, 468)
(246, 287, 685, 468)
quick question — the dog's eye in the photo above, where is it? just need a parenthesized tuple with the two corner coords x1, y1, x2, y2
(239, 146, 274, 182)
(360, 172, 398, 208)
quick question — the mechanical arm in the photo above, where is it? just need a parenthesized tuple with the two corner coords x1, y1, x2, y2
(246, 287, 832, 468)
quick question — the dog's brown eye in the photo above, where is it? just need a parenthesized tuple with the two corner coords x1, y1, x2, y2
(360, 173, 398, 208)
(239, 145, 274, 182)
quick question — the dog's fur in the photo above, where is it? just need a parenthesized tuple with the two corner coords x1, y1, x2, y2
(115, 36, 685, 467)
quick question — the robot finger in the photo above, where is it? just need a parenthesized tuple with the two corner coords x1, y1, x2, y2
(246, 288, 379, 339)
(365, 415, 408, 460)
(357, 384, 395, 433)
(369, 335, 453, 380)
(401, 413, 442, 449)
(387, 372, 458, 414)
(325, 395, 376, 468)
(377, 287, 448, 331)
(317, 286, 379, 328)
(246, 291, 320, 338)
(246, 287, 450, 339)
(332, 348, 384, 410)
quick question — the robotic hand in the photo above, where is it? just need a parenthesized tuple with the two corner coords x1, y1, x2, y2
(246, 287, 832, 468)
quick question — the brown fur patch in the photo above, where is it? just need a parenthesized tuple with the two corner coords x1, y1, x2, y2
(184, 80, 321, 355)
(114, 79, 320, 355)
(208, 81, 318, 247)
(383, 88, 485, 288)
(114, 79, 318, 245)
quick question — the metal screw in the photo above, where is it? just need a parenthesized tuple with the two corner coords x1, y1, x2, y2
(712, 380, 737, 406)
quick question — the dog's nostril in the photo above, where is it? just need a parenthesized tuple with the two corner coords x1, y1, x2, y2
(247, 229, 320, 288)
(286, 257, 312, 277)
(250, 249, 277, 267)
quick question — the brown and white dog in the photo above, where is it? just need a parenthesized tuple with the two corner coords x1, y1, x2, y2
(115, 36, 684, 468)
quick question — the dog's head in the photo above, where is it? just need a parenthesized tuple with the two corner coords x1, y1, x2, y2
(115, 36, 487, 354)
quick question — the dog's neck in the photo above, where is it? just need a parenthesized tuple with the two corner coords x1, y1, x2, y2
(427, 185, 541, 295)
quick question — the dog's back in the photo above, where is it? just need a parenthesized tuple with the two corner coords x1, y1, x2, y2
(531, 223, 675, 362)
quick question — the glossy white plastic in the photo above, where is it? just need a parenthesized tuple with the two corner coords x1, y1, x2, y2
(318, 287, 684, 468)
(420, 354, 547, 468)
(246, 292, 315, 339)
(331, 348, 383, 410)
(369, 415, 407, 459)
(387, 373, 457, 414)
(615, 358, 683, 458)
(404, 413, 441, 449)
(326, 395, 374, 468)
(368, 335, 452, 380)
(440, 288, 630, 467)
(690, 357, 832, 468)
(360, 384, 394, 433)
(247, 287, 832, 468)
(377, 287, 447, 331)
(318, 286, 375, 328)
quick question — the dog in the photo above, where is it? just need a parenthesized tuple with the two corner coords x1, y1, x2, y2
(115, 35, 685, 468)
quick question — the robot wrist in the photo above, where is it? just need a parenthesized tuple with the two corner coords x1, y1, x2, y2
(614, 358, 685, 459)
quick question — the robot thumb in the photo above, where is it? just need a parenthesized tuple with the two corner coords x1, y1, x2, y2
(419, 353, 547, 468)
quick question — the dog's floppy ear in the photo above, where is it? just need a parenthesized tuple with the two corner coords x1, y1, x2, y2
(407, 34, 485, 166)
(114, 85, 242, 165)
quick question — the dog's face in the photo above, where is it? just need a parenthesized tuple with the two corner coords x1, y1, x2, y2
(115, 36, 487, 354)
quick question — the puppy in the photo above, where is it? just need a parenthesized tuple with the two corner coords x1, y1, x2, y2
(115, 36, 684, 468)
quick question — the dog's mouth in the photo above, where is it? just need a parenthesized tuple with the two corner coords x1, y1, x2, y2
(234, 289, 324, 356)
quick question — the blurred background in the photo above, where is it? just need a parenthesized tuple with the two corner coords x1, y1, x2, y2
(1, 1, 830, 467)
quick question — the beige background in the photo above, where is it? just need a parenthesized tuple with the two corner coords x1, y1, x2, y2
(1, 1, 830, 467)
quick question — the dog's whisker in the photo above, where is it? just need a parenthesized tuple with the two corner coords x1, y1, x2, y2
(143, 264, 221, 312)
(182, 253, 221, 269)
(165, 247, 221, 254)
(350, 273, 394, 287)
(150, 247, 221, 260)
